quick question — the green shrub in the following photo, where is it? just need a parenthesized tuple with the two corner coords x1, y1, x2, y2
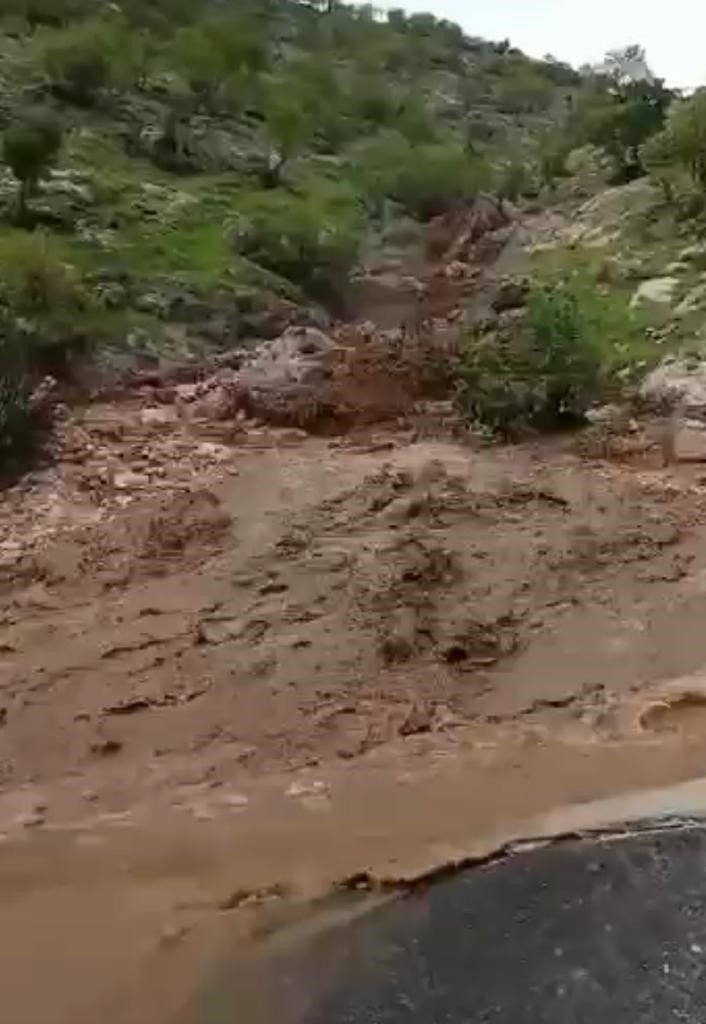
(494, 69, 554, 113)
(455, 281, 645, 436)
(0, 363, 38, 478)
(168, 12, 266, 111)
(35, 14, 137, 105)
(0, 231, 84, 313)
(498, 159, 532, 201)
(0, 231, 94, 372)
(645, 91, 706, 193)
(232, 183, 365, 304)
(2, 110, 62, 222)
(3, 0, 92, 29)
(0, 322, 53, 478)
(352, 133, 491, 219)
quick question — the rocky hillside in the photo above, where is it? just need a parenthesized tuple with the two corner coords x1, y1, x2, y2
(4, 2, 706, 474)
(0, 1, 577, 381)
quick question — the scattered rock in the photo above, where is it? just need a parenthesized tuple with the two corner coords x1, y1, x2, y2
(492, 276, 529, 313)
(640, 356, 706, 414)
(258, 580, 289, 596)
(159, 922, 192, 946)
(89, 738, 123, 757)
(175, 383, 199, 403)
(675, 281, 706, 317)
(674, 423, 706, 462)
(15, 811, 45, 829)
(196, 617, 244, 645)
(398, 702, 434, 737)
(102, 697, 152, 716)
(114, 470, 150, 490)
(679, 244, 706, 270)
(221, 792, 249, 811)
(630, 277, 679, 309)
(192, 386, 234, 421)
(195, 442, 233, 462)
(140, 407, 177, 428)
(286, 780, 330, 799)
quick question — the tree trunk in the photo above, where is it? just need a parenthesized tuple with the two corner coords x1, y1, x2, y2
(15, 179, 29, 225)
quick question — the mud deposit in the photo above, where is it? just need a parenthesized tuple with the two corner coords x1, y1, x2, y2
(6, 413, 706, 1021)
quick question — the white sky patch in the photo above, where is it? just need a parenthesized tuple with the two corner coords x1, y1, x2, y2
(364, 1, 706, 89)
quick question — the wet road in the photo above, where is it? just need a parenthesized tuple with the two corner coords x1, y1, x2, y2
(199, 825, 706, 1023)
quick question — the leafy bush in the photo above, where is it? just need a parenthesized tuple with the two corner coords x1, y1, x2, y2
(455, 281, 645, 436)
(0, 358, 40, 478)
(232, 183, 365, 304)
(3, 0, 92, 29)
(168, 12, 266, 111)
(0, 231, 94, 371)
(35, 14, 137, 105)
(566, 52, 673, 182)
(2, 110, 62, 222)
(352, 133, 491, 219)
(646, 91, 706, 192)
(258, 73, 319, 187)
(494, 69, 554, 114)
(498, 159, 532, 201)
(0, 318, 54, 478)
(642, 128, 683, 201)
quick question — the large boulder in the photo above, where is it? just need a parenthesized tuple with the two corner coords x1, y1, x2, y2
(640, 356, 706, 414)
(244, 326, 340, 388)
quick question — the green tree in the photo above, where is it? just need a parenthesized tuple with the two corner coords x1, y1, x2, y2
(257, 60, 335, 185)
(455, 281, 643, 436)
(233, 181, 364, 304)
(570, 48, 673, 181)
(259, 88, 317, 187)
(657, 90, 706, 190)
(352, 133, 491, 220)
(2, 111, 62, 222)
(169, 13, 266, 111)
(642, 127, 681, 200)
(3, 0, 92, 29)
(35, 13, 139, 105)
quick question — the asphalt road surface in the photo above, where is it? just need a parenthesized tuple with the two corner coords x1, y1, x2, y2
(211, 825, 706, 1023)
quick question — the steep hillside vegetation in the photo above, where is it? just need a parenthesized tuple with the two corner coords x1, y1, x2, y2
(3, 1, 706, 468)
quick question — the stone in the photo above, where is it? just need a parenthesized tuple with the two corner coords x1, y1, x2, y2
(14, 810, 45, 829)
(674, 424, 706, 462)
(398, 702, 434, 737)
(630, 277, 679, 309)
(492, 277, 529, 313)
(195, 442, 232, 462)
(114, 470, 149, 490)
(140, 407, 177, 428)
(221, 792, 249, 810)
(674, 281, 706, 318)
(286, 780, 330, 799)
(640, 357, 706, 414)
(196, 617, 244, 645)
(191, 385, 233, 421)
(160, 922, 191, 946)
(175, 383, 199, 403)
(243, 326, 338, 389)
(679, 244, 706, 270)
